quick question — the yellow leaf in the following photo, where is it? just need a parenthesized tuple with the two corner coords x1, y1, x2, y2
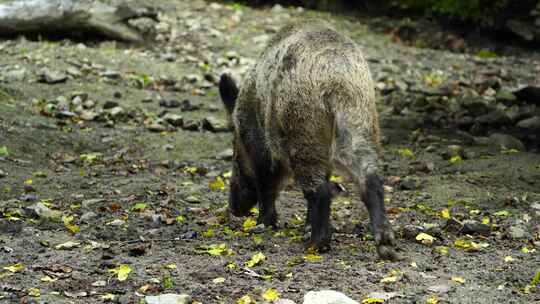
(440, 208, 450, 219)
(249, 207, 259, 216)
(426, 296, 439, 304)
(252, 235, 263, 245)
(304, 253, 324, 262)
(243, 218, 257, 232)
(449, 156, 462, 164)
(454, 239, 488, 251)
(213, 277, 226, 284)
(362, 298, 385, 304)
(3, 263, 24, 273)
(329, 175, 343, 183)
(24, 179, 33, 185)
(237, 295, 254, 304)
(203, 228, 215, 237)
(205, 243, 228, 256)
(209, 177, 225, 191)
(469, 209, 481, 215)
(165, 264, 177, 269)
(183, 166, 199, 175)
(101, 293, 116, 301)
(40, 276, 57, 283)
(380, 275, 399, 283)
(262, 288, 280, 302)
(27, 288, 40, 297)
(521, 247, 535, 254)
(227, 262, 237, 269)
(504, 256, 514, 263)
(398, 148, 414, 158)
(434, 246, 449, 255)
(416, 233, 435, 245)
(452, 276, 465, 284)
(176, 215, 186, 223)
(494, 210, 509, 216)
(245, 252, 266, 268)
(482, 217, 490, 225)
(223, 171, 233, 178)
(108, 264, 132, 281)
(62, 215, 80, 234)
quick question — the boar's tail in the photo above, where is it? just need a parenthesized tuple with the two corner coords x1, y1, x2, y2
(219, 73, 239, 114)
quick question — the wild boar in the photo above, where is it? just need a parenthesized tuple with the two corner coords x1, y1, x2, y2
(218, 19, 397, 260)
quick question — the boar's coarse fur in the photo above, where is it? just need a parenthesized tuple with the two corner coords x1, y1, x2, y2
(219, 19, 397, 260)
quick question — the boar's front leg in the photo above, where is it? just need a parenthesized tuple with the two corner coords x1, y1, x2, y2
(253, 163, 282, 228)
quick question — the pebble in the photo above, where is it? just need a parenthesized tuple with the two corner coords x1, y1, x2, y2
(81, 212, 97, 223)
(103, 100, 119, 109)
(487, 133, 525, 151)
(163, 113, 183, 127)
(303, 290, 358, 304)
(516, 116, 540, 130)
(0, 169, 6, 178)
(24, 203, 62, 220)
(147, 123, 168, 132)
(216, 148, 234, 161)
(506, 225, 530, 240)
(202, 116, 229, 132)
(40, 69, 67, 84)
(145, 294, 191, 304)
(461, 219, 491, 236)
(159, 99, 181, 108)
(427, 284, 453, 293)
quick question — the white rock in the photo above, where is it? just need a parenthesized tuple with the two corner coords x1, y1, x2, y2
(303, 290, 359, 304)
(145, 293, 191, 304)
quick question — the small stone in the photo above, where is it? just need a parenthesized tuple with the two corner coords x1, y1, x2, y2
(487, 133, 525, 151)
(184, 74, 201, 83)
(207, 104, 220, 112)
(402, 224, 424, 240)
(516, 116, 540, 131)
(80, 111, 98, 121)
(25, 203, 62, 221)
(81, 212, 97, 223)
(475, 110, 510, 126)
(161, 53, 177, 62)
(147, 123, 167, 132)
(40, 69, 67, 84)
(531, 202, 540, 211)
(113, 91, 122, 98)
(163, 113, 183, 127)
(66, 66, 82, 77)
(0, 169, 6, 178)
(366, 292, 400, 301)
(163, 144, 174, 151)
(159, 99, 181, 108)
(216, 148, 234, 161)
(399, 178, 416, 190)
(108, 106, 125, 119)
(506, 225, 530, 240)
(103, 100, 119, 110)
(145, 294, 191, 304)
(303, 290, 358, 304)
(185, 196, 200, 204)
(427, 284, 453, 294)
(495, 90, 517, 103)
(180, 99, 200, 112)
(109, 219, 126, 226)
(202, 116, 229, 132)
(56, 111, 77, 119)
(182, 120, 200, 131)
(461, 220, 491, 236)
(100, 70, 121, 79)
(82, 198, 104, 208)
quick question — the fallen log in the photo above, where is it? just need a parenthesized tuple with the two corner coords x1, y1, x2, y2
(0, 0, 153, 42)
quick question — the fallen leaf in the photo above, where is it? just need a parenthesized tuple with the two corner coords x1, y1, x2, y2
(209, 177, 225, 191)
(55, 241, 80, 250)
(426, 296, 439, 304)
(27, 288, 40, 297)
(245, 252, 266, 268)
(504, 256, 514, 263)
(62, 215, 80, 234)
(108, 264, 132, 281)
(449, 156, 462, 164)
(398, 148, 414, 158)
(132, 202, 148, 211)
(0, 146, 9, 157)
(101, 293, 115, 301)
(494, 210, 509, 217)
(40, 276, 58, 283)
(329, 175, 343, 183)
(3, 263, 24, 273)
(303, 253, 324, 262)
(262, 288, 280, 302)
(416, 233, 435, 245)
(165, 264, 177, 269)
(243, 218, 257, 232)
(452, 276, 465, 284)
(362, 298, 385, 304)
(237, 295, 254, 304)
(440, 208, 450, 219)
(380, 275, 399, 283)
(213, 277, 226, 284)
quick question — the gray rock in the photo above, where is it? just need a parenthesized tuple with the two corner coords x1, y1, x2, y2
(507, 225, 530, 240)
(461, 220, 491, 236)
(427, 284, 453, 293)
(185, 196, 200, 204)
(103, 100, 119, 110)
(495, 90, 517, 103)
(56, 111, 77, 119)
(159, 99, 181, 108)
(303, 290, 359, 304)
(147, 123, 168, 132)
(163, 113, 183, 127)
(475, 110, 510, 126)
(80, 212, 97, 223)
(216, 148, 233, 161)
(109, 219, 126, 226)
(202, 116, 229, 132)
(531, 202, 540, 212)
(66, 66, 82, 77)
(4, 67, 27, 82)
(40, 69, 67, 84)
(82, 198, 105, 208)
(80, 111, 98, 121)
(0, 169, 6, 178)
(366, 292, 400, 301)
(25, 203, 62, 221)
(517, 116, 540, 131)
(145, 294, 191, 304)
(108, 106, 125, 120)
(100, 70, 121, 79)
(182, 120, 200, 131)
(487, 133, 525, 151)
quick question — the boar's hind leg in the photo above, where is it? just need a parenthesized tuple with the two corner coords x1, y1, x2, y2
(337, 145, 398, 260)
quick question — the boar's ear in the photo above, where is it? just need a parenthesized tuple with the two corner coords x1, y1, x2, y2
(219, 73, 239, 114)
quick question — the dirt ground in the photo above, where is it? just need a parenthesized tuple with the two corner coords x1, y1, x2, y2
(1, 1, 539, 303)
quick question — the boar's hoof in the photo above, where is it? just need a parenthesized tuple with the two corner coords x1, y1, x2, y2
(375, 228, 400, 261)
(306, 238, 331, 253)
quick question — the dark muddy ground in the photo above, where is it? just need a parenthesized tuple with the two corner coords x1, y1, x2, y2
(0, 1, 539, 303)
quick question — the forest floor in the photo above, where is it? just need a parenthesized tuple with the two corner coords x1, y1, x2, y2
(0, 1, 539, 303)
